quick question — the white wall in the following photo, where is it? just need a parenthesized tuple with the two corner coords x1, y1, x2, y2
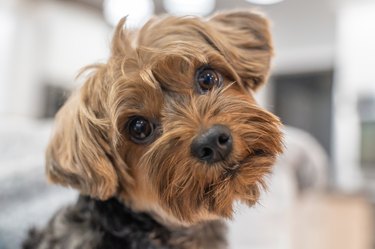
(1, 0, 111, 118)
(0, 3, 17, 115)
(334, 0, 375, 191)
(264, 0, 336, 75)
(36, 1, 111, 88)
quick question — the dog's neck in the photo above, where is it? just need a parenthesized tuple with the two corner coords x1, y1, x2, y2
(79, 195, 227, 249)
(81, 195, 170, 238)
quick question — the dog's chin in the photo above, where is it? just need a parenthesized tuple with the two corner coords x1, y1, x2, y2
(207, 162, 265, 216)
(161, 155, 272, 225)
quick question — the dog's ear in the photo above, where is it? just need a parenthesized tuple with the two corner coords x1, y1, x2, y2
(46, 68, 119, 200)
(45, 19, 135, 200)
(208, 10, 273, 91)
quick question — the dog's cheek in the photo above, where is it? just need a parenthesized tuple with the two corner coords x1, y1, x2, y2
(230, 132, 251, 161)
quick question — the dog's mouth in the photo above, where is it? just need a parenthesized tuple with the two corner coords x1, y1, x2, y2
(200, 148, 274, 216)
(222, 148, 268, 178)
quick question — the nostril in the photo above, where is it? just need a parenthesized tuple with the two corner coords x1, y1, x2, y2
(200, 147, 213, 160)
(218, 133, 230, 145)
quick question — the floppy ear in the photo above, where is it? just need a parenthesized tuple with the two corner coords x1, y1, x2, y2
(46, 19, 135, 200)
(209, 10, 273, 91)
(46, 67, 119, 200)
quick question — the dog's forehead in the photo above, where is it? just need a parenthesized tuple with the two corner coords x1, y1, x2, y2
(114, 16, 244, 100)
(137, 16, 211, 49)
(132, 31, 235, 93)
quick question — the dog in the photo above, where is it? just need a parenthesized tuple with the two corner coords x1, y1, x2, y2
(23, 10, 283, 249)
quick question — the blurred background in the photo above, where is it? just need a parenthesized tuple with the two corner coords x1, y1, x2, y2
(0, 0, 375, 248)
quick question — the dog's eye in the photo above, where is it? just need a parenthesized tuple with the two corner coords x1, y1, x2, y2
(196, 68, 222, 94)
(128, 116, 154, 144)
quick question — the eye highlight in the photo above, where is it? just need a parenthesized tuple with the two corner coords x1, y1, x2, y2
(127, 116, 155, 144)
(195, 67, 222, 94)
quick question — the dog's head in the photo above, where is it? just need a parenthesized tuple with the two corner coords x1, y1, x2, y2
(46, 10, 283, 225)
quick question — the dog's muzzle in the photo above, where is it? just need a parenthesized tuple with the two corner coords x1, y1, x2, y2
(190, 124, 232, 164)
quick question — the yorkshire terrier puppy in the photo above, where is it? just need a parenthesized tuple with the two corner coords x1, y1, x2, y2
(23, 10, 283, 249)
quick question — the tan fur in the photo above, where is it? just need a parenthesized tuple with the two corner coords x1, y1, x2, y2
(46, 10, 283, 226)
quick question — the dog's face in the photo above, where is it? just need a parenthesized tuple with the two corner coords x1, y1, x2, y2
(46, 11, 283, 225)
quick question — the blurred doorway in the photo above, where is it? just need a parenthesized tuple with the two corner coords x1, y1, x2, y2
(273, 70, 334, 158)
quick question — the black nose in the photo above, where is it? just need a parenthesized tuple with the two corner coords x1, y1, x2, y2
(191, 125, 233, 164)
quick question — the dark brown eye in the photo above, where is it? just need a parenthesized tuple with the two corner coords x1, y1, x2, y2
(128, 116, 154, 144)
(196, 68, 222, 94)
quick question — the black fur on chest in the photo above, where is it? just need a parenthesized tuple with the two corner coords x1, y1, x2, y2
(80, 195, 172, 249)
(23, 196, 227, 249)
